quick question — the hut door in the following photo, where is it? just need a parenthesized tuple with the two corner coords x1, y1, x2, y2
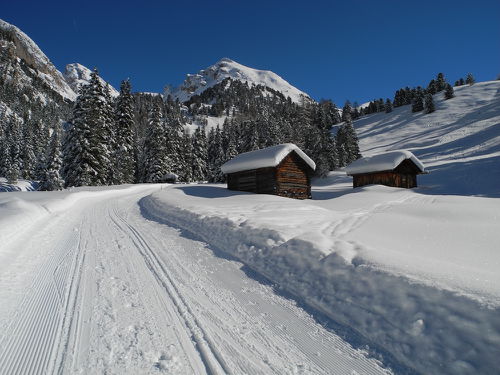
(401, 174, 408, 188)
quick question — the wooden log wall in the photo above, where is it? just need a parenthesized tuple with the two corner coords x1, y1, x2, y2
(353, 171, 417, 188)
(275, 152, 312, 199)
(225, 151, 314, 199)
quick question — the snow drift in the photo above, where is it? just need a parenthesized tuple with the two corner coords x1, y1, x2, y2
(141, 184, 500, 375)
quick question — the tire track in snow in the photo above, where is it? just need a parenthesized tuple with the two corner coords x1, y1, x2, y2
(109, 205, 231, 375)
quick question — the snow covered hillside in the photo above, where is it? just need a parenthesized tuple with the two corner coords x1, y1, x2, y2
(63, 63, 119, 97)
(353, 80, 500, 197)
(167, 58, 310, 103)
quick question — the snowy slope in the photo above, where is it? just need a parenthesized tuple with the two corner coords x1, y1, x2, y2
(352, 80, 500, 197)
(168, 58, 310, 103)
(0, 19, 76, 101)
(0, 186, 391, 375)
(63, 63, 119, 97)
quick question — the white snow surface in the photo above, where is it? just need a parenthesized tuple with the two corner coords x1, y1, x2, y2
(344, 150, 426, 175)
(221, 143, 316, 174)
(142, 180, 500, 375)
(168, 58, 310, 103)
(0, 19, 76, 101)
(63, 63, 119, 97)
(0, 185, 390, 375)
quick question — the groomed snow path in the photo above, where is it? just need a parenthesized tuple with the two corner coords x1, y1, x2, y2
(0, 187, 390, 375)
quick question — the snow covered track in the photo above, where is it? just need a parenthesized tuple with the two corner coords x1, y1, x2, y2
(0, 220, 82, 375)
(0, 186, 390, 374)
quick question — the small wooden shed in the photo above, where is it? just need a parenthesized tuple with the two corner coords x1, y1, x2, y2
(345, 150, 427, 189)
(221, 143, 316, 199)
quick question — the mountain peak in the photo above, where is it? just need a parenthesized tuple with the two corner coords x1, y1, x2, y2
(167, 58, 309, 103)
(63, 63, 119, 97)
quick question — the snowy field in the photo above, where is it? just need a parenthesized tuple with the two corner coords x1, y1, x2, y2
(0, 185, 392, 374)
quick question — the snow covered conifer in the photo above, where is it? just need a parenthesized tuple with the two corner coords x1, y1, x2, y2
(20, 122, 36, 180)
(142, 102, 168, 183)
(385, 98, 393, 113)
(39, 125, 64, 191)
(466, 73, 475, 85)
(62, 69, 112, 187)
(444, 83, 455, 100)
(5, 115, 21, 184)
(424, 93, 435, 114)
(207, 126, 225, 182)
(436, 73, 446, 92)
(411, 88, 424, 113)
(427, 79, 437, 95)
(180, 130, 194, 182)
(191, 127, 208, 181)
(113, 79, 136, 184)
(341, 101, 353, 122)
(336, 112, 361, 165)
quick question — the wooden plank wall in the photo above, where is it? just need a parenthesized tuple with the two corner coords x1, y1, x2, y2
(353, 171, 417, 188)
(275, 152, 312, 199)
(226, 151, 314, 199)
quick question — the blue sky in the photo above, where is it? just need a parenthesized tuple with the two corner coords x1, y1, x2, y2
(2, 0, 499, 105)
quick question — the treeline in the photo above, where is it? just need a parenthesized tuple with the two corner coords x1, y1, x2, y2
(1, 71, 362, 189)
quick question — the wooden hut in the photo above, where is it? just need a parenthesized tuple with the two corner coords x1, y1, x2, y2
(221, 144, 316, 199)
(345, 150, 427, 189)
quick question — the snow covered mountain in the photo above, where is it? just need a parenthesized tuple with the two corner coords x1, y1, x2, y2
(63, 63, 119, 97)
(0, 19, 76, 101)
(167, 58, 310, 103)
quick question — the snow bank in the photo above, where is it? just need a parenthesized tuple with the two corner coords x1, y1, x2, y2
(221, 143, 316, 174)
(141, 184, 500, 375)
(345, 150, 426, 175)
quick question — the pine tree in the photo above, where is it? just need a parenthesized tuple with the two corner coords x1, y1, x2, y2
(424, 93, 435, 114)
(20, 122, 36, 180)
(341, 101, 353, 122)
(427, 79, 437, 95)
(436, 73, 446, 91)
(411, 88, 424, 113)
(385, 98, 393, 113)
(113, 79, 136, 184)
(62, 69, 113, 187)
(39, 125, 64, 191)
(5, 115, 21, 184)
(466, 73, 475, 85)
(207, 126, 225, 182)
(336, 112, 361, 165)
(444, 83, 455, 100)
(142, 102, 168, 183)
(191, 127, 208, 181)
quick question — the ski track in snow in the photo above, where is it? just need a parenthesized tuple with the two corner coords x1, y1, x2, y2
(0, 188, 391, 375)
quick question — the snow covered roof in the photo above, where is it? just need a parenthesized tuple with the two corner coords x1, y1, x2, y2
(221, 144, 316, 174)
(345, 150, 426, 175)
